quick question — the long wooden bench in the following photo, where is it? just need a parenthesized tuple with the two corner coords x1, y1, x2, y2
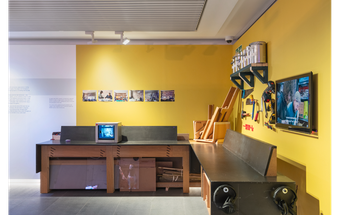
(191, 129, 297, 215)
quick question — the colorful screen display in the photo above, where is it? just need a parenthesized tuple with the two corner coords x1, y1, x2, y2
(98, 125, 115, 140)
(276, 75, 310, 127)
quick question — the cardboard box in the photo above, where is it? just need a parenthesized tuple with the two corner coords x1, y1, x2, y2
(138, 158, 156, 191)
(119, 158, 156, 192)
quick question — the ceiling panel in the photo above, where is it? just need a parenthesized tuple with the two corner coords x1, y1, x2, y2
(9, 0, 207, 31)
(8, 0, 277, 42)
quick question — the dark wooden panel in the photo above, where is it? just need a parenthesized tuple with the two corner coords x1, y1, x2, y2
(222, 129, 276, 176)
(191, 143, 267, 182)
(59, 126, 177, 142)
(60, 126, 95, 141)
(36, 145, 41, 173)
(121, 126, 177, 141)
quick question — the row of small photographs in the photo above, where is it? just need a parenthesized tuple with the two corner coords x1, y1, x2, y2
(82, 90, 175, 102)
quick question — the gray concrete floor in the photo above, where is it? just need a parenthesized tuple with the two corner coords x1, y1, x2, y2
(9, 181, 208, 215)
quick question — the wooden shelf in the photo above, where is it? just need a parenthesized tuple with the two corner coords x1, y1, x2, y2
(280, 129, 318, 139)
(230, 63, 268, 90)
(156, 181, 201, 188)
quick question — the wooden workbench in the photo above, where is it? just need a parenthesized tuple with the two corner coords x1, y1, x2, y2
(36, 140, 190, 194)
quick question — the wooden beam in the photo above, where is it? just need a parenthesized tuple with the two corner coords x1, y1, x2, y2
(193, 121, 207, 139)
(182, 146, 190, 193)
(208, 105, 214, 120)
(40, 146, 50, 193)
(106, 146, 115, 193)
(47, 146, 108, 158)
(200, 119, 211, 139)
(221, 87, 236, 108)
(203, 107, 221, 139)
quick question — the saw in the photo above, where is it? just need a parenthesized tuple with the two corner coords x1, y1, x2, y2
(241, 89, 254, 99)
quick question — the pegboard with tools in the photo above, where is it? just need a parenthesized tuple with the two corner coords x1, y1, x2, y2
(240, 80, 277, 131)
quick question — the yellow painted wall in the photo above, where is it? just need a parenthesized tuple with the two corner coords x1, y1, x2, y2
(231, 0, 331, 214)
(76, 0, 331, 212)
(76, 45, 234, 138)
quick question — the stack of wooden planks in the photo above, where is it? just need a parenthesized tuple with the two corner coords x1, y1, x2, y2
(157, 167, 201, 182)
(193, 86, 240, 143)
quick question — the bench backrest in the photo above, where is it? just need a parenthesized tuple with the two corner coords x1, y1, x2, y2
(222, 129, 277, 176)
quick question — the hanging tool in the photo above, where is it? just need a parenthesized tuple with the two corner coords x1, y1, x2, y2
(241, 89, 254, 99)
(262, 81, 275, 118)
(252, 99, 255, 120)
(268, 99, 276, 124)
(254, 100, 260, 122)
(264, 122, 273, 130)
(241, 102, 250, 119)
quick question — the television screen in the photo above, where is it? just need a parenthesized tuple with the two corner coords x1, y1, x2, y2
(98, 125, 115, 140)
(276, 72, 313, 133)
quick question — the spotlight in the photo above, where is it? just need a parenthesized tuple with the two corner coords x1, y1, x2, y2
(122, 38, 130, 45)
(115, 31, 130, 45)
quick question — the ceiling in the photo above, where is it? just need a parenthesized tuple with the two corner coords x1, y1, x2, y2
(8, 0, 277, 44)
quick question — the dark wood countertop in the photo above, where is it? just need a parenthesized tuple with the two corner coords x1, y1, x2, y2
(37, 140, 191, 146)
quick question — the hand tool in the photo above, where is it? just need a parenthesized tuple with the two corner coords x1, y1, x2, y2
(256, 97, 263, 122)
(241, 89, 254, 99)
(254, 101, 260, 122)
(252, 99, 255, 120)
(262, 81, 275, 118)
(241, 102, 250, 119)
(246, 95, 254, 105)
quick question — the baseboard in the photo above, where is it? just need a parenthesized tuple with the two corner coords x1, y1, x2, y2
(9, 179, 40, 183)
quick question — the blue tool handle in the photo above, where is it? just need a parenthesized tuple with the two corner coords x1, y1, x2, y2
(252, 101, 255, 120)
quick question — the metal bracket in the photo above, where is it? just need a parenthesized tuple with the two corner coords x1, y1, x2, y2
(250, 66, 268, 84)
(230, 63, 268, 90)
(239, 71, 254, 88)
(230, 76, 244, 90)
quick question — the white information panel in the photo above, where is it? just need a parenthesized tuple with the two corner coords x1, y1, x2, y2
(9, 45, 76, 179)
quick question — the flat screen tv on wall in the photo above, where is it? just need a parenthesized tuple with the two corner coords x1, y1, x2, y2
(275, 72, 313, 134)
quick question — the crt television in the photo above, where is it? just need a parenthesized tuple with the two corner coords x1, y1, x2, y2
(95, 122, 122, 143)
(275, 72, 313, 133)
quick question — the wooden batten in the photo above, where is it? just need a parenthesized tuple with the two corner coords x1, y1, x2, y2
(193, 120, 207, 139)
(200, 119, 211, 139)
(208, 104, 214, 120)
(221, 87, 236, 108)
(203, 107, 221, 140)
(193, 86, 239, 143)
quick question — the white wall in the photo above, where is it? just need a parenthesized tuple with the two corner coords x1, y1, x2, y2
(9, 45, 76, 179)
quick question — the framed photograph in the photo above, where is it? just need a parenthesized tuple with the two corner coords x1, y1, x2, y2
(129, 90, 144, 102)
(98, 90, 113, 102)
(145, 90, 159, 102)
(82, 90, 97, 102)
(114, 90, 128, 102)
(161, 90, 175, 102)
